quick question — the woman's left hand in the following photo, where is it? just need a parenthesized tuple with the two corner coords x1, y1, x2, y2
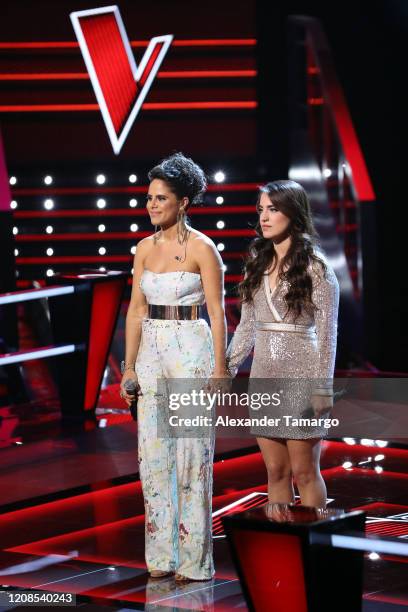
(310, 394, 333, 418)
(205, 370, 232, 395)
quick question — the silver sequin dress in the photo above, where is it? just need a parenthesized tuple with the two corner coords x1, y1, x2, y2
(226, 254, 340, 439)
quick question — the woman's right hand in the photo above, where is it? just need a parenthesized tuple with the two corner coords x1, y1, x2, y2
(120, 371, 141, 408)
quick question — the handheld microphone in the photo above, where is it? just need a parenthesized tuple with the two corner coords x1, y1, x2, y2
(123, 378, 140, 421)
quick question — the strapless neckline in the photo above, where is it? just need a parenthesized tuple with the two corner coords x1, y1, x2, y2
(143, 269, 201, 277)
(140, 268, 205, 306)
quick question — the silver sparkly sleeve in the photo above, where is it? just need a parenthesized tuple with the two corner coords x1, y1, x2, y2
(312, 262, 340, 393)
(226, 299, 256, 377)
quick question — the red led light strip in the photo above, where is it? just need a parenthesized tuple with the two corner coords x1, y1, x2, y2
(14, 205, 256, 218)
(11, 183, 260, 196)
(212, 494, 268, 535)
(14, 277, 242, 287)
(14, 279, 242, 289)
(0, 39, 256, 50)
(0, 101, 257, 112)
(15, 229, 255, 242)
(16, 252, 247, 265)
(0, 70, 256, 81)
(124, 274, 242, 285)
(366, 522, 408, 538)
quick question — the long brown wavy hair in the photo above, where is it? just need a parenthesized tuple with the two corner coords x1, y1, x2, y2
(238, 180, 327, 319)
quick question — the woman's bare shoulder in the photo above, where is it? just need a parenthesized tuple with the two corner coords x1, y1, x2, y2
(188, 229, 222, 270)
(133, 235, 155, 264)
(189, 228, 218, 252)
(136, 235, 155, 251)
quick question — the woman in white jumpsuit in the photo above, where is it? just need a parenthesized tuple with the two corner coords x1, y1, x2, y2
(120, 153, 229, 583)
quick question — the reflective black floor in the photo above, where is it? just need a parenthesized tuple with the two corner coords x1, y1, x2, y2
(0, 418, 407, 611)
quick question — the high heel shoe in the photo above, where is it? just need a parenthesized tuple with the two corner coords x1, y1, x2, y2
(149, 569, 172, 578)
(175, 573, 192, 583)
(175, 573, 212, 583)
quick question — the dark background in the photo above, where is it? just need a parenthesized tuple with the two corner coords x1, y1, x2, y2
(0, 0, 407, 370)
(257, 0, 408, 371)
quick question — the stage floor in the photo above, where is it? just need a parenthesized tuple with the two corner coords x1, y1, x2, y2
(0, 414, 407, 611)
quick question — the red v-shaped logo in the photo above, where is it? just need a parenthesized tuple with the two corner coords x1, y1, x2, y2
(70, 6, 173, 154)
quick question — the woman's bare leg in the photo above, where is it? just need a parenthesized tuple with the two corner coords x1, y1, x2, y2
(257, 437, 295, 503)
(287, 438, 327, 507)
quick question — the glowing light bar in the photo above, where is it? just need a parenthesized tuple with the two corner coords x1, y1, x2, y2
(0, 39, 256, 50)
(0, 101, 257, 113)
(15, 228, 255, 242)
(0, 285, 75, 305)
(324, 534, 408, 557)
(14, 205, 255, 219)
(0, 344, 77, 366)
(212, 492, 267, 518)
(16, 252, 246, 264)
(12, 183, 259, 196)
(0, 70, 257, 81)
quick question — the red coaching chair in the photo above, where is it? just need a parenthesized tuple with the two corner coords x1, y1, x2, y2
(47, 270, 128, 422)
(222, 502, 365, 612)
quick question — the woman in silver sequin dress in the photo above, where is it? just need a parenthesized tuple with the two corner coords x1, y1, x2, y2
(226, 180, 339, 508)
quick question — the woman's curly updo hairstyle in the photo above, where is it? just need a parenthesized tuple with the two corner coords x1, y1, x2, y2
(148, 152, 207, 210)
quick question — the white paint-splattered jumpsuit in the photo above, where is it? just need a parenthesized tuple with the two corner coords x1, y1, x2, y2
(135, 269, 215, 580)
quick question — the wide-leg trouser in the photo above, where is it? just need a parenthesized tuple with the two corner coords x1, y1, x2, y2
(135, 317, 215, 580)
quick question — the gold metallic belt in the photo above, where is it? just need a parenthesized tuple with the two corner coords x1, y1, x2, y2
(147, 304, 201, 320)
(255, 321, 316, 335)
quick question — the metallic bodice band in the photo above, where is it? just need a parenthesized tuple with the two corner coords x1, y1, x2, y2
(255, 321, 316, 335)
(147, 304, 201, 320)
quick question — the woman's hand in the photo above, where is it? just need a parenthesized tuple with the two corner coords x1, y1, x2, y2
(310, 394, 333, 418)
(120, 371, 142, 408)
(212, 368, 232, 379)
(205, 369, 232, 395)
